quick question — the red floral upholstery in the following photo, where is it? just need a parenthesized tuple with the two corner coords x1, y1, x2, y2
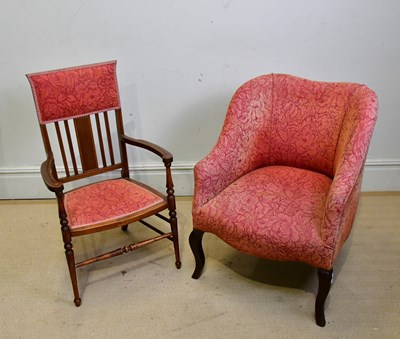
(65, 179, 164, 229)
(26, 61, 182, 308)
(26, 61, 120, 124)
(192, 74, 378, 270)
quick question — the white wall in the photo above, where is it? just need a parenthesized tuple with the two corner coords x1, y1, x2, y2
(1, 0, 399, 198)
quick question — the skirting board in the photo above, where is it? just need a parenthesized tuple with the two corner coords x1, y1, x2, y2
(0, 162, 195, 199)
(0, 159, 399, 199)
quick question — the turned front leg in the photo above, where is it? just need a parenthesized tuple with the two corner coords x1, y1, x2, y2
(164, 159, 181, 269)
(57, 191, 81, 306)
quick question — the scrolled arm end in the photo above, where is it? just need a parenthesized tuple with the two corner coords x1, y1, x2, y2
(40, 153, 64, 193)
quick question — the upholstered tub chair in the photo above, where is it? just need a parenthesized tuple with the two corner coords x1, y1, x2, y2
(189, 74, 377, 326)
(26, 61, 181, 306)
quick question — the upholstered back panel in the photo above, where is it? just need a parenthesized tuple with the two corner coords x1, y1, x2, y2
(27, 61, 121, 124)
(226, 74, 374, 178)
(270, 74, 357, 177)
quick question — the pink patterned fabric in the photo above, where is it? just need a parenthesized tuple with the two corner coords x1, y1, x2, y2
(26, 61, 120, 124)
(193, 74, 378, 270)
(194, 166, 333, 268)
(64, 179, 164, 229)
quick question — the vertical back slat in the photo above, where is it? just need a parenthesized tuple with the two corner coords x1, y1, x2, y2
(54, 122, 70, 177)
(42, 110, 124, 182)
(115, 108, 129, 178)
(40, 124, 52, 156)
(40, 124, 59, 181)
(103, 111, 115, 165)
(74, 116, 99, 172)
(64, 120, 79, 175)
(95, 113, 107, 167)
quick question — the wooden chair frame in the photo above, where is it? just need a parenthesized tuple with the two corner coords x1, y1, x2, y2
(34, 98, 181, 306)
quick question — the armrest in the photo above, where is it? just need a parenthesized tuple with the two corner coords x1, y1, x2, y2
(193, 140, 263, 209)
(321, 86, 377, 259)
(193, 115, 274, 208)
(120, 134, 173, 163)
(320, 167, 364, 269)
(193, 150, 232, 209)
(40, 153, 64, 193)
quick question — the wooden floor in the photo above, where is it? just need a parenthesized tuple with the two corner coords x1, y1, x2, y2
(0, 193, 399, 338)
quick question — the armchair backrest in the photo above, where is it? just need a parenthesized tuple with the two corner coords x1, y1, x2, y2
(224, 74, 377, 178)
(27, 61, 129, 183)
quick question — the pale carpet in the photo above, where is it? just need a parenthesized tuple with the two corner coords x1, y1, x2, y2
(0, 194, 399, 338)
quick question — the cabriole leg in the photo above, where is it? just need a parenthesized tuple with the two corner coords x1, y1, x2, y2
(189, 229, 205, 279)
(315, 268, 333, 327)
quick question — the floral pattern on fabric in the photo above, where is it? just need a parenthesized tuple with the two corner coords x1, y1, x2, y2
(194, 166, 333, 268)
(193, 74, 378, 270)
(26, 61, 120, 124)
(64, 179, 164, 228)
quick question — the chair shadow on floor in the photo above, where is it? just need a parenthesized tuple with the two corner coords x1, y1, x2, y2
(202, 232, 351, 296)
(69, 218, 178, 299)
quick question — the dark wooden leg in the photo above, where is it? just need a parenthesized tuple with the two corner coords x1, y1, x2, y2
(121, 225, 128, 231)
(167, 193, 181, 269)
(170, 210, 181, 269)
(60, 218, 81, 307)
(164, 160, 181, 269)
(315, 268, 333, 327)
(66, 243, 81, 307)
(189, 229, 205, 279)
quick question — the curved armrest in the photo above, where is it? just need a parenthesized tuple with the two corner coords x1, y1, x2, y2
(193, 80, 275, 209)
(320, 165, 365, 270)
(193, 148, 238, 209)
(41, 153, 64, 193)
(321, 87, 377, 260)
(193, 133, 266, 208)
(120, 134, 173, 163)
(193, 112, 274, 208)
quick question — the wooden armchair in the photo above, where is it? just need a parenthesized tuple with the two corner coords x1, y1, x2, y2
(190, 74, 377, 326)
(26, 61, 181, 306)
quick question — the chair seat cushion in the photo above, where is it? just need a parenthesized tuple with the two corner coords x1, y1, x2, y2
(64, 179, 164, 229)
(192, 166, 334, 268)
